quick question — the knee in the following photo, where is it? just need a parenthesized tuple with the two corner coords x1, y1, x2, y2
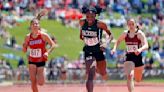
(38, 82, 44, 86)
(127, 74, 134, 80)
(37, 77, 45, 86)
(100, 71, 107, 76)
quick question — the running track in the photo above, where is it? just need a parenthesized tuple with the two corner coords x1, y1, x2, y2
(0, 83, 164, 92)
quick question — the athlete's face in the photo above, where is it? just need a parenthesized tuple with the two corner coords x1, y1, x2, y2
(86, 12, 96, 25)
(30, 19, 40, 31)
(127, 19, 136, 31)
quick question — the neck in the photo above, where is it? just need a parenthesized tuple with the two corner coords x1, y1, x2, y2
(31, 30, 39, 38)
(129, 28, 136, 33)
(88, 20, 95, 26)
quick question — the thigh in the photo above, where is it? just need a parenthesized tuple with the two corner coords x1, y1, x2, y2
(37, 67, 45, 83)
(96, 60, 107, 75)
(124, 61, 135, 76)
(134, 66, 144, 82)
(29, 64, 37, 81)
(84, 52, 96, 74)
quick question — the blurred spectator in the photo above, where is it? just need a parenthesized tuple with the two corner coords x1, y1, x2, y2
(47, 58, 59, 81)
(144, 56, 154, 69)
(17, 57, 25, 68)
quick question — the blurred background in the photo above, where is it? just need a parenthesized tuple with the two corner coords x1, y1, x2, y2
(0, 0, 164, 84)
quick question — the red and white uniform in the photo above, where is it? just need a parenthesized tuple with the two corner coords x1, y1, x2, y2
(27, 32, 47, 62)
(125, 31, 141, 53)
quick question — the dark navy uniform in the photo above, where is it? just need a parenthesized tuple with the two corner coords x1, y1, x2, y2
(81, 19, 105, 61)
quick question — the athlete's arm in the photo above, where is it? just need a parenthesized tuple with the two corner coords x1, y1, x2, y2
(111, 32, 126, 54)
(22, 34, 30, 53)
(137, 31, 148, 52)
(98, 21, 113, 42)
(79, 20, 85, 40)
(41, 32, 55, 55)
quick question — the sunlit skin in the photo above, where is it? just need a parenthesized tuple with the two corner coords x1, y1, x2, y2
(30, 19, 40, 35)
(127, 19, 136, 32)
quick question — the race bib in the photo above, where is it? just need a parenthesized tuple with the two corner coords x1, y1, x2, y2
(127, 45, 138, 52)
(29, 49, 42, 58)
(84, 37, 99, 46)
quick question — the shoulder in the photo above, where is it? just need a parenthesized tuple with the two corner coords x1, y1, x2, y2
(79, 19, 85, 26)
(97, 20, 107, 29)
(26, 33, 30, 39)
(137, 30, 145, 35)
(97, 20, 106, 26)
(40, 31, 49, 37)
(137, 30, 145, 37)
(123, 30, 128, 35)
(136, 30, 146, 40)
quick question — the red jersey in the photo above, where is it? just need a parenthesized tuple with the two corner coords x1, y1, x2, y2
(125, 31, 141, 53)
(27, 32, 47, 62)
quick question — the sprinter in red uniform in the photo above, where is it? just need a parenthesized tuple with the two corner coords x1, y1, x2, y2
(111, 18, 148, 92)
(22, 10, 55, 92)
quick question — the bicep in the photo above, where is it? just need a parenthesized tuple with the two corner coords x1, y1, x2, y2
(101, 23, 111, 36)
(117, 33, 126, 43)
(23, 36, 29, 45)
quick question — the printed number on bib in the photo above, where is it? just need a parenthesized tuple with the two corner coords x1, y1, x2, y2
(127, 45, 138, 52)
(29, 49, 42, 58)
(84, 37, 99, 46)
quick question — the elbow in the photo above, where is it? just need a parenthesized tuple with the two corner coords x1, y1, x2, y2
(80, 36, 83, 40)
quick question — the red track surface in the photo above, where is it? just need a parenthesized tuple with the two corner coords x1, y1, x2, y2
(0, 83, 164, 92)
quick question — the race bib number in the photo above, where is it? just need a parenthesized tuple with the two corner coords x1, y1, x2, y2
(127, 45, 138, 52)
(84, 37, 99, 46)
(29, 49, 42, 58)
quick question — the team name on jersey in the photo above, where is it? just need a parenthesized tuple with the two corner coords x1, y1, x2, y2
(82, 30, 97, 37)
(126, 42, 138, 45)
(29, 39, 42, 45)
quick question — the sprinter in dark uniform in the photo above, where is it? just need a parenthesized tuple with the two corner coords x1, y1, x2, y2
(79, 6, 113, 92)
(111, 18, 148, 92)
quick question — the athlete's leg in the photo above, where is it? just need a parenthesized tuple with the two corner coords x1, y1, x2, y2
(134, 65, 144, 82)
(85, 57, 96, 92)
(124, 61, 135, 92)
(29, 64, 38, 92)
(96, 60, 107, 80)
(37, 66, 45, 86)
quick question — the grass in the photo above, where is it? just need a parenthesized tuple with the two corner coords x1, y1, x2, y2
(0, 11, 158, 68)
(0, 19, 126, 68)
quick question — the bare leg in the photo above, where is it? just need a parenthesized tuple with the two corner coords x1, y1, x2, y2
(85, 59, 96, 92)
(124, 61, 135, 92)
(37, 67, 45, 86)
(29, 64, 38, 92)
(134, 66, 144, 82)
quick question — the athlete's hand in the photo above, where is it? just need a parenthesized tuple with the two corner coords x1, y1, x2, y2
(43, 52, 48, 59)
(100, 43, 106, 51)
(111, 49, 116, 55)
(134, 49, 141, 56)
